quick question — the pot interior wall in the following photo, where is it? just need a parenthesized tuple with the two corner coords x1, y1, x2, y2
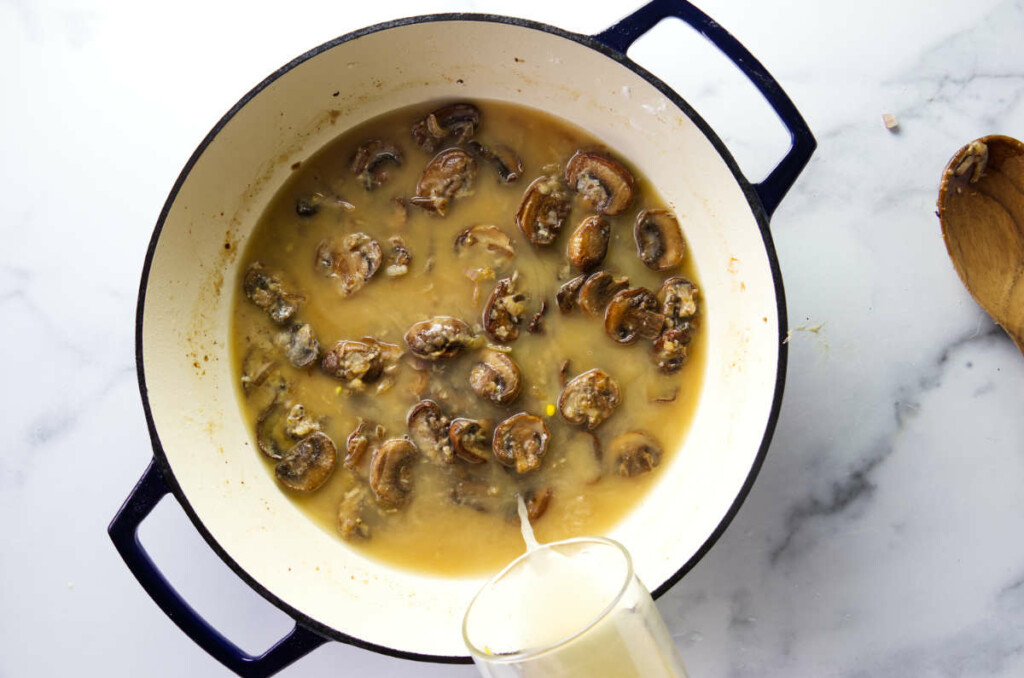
(141, 18, 779, 657)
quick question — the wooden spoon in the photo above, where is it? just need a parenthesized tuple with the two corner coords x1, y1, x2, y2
(938, 135, 1024, 355)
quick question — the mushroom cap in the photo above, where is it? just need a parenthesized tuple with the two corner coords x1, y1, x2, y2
(243, 262, 301, 324)
(369, 438, 419, 508)
(275, 431, 337, 493)
(516, 175, 571, 246)
(454, 224, 516, 259)
(469, 350, 522, 405)
(557, 368, 621, 429)
(314, 233, 383, 297)
(610, 431, 662, 477)
(406, 399, 454, 464)
(279, 323, 320, 368)
(579, 271, 630, 317)
(657, 276, 699, 329)
(567, 215, 610, 272)
(604, 287, 665, 344)
(350, 139, 403, 191)
(468, 141, 523, 184)
(321, 339, 384, 385)
(556, 274, 588, 313)
(493, 413, 550, 474)
(404, 316, 476, 360)
(483, 275, 528, 343)
(449, 418, 492, 464)
(652, 328, 692, 374)
(565, 151, 636, 215)
(634, 209, 686, 270)
(412, 103, 480, 151)
(412, 148, 477, 216)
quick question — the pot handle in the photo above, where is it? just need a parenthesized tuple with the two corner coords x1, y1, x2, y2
(108, 460, 329, 677)
(592, 0, 816, 218)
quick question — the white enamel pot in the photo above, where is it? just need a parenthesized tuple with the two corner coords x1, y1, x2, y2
(109, 1, 815, 675)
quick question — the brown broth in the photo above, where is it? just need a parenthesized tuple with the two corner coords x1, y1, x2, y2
(230, 99, 705, 577)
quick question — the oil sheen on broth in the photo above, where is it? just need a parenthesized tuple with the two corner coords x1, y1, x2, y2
(231, 100, 704, 576)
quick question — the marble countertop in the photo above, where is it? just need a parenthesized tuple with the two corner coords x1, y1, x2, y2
(3, 0, 1023, 675)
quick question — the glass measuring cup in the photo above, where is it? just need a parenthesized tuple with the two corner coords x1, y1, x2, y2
(462, 537, 688, 678)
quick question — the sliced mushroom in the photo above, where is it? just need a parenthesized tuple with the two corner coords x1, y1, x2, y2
(404, 316, 476, 360)
(634, 209, 685, 270)
(449, 418, 491, 464)
(579, 271, 629, 317)
(285, 403, 321, 439)
(240, 347, 279, 396)
(658, 277, 699, 329)
(314, 233, 383, 297)
(493, 413, 550, 474)
(483, 273, 528, 343)
(386, 236, 412, 277)
(345, 420, 383, 469)
(369, 438, 418, 508)
(516, 175, 571, 246)
(652, 328, 692, 374)
(320, 339, 393, 388)
(277, 323, 320, 368)
(556, 274, 587, 313)
(567, 215, 610, 272)
(275, 431, 337, 493)
(565, 151, 635, 215)
(454, 224, 516, 259)
(558, 368, 621, 429)
(523, 486, 553, 521)
(256, 402, 289, 460)
(604, 287, 665, 344)
(469, 350, 522, 405)
(411, 103, 480, 152)
(337, 485, 373, 540)
(468, 141, 523, 183)
(527, 299, 547, 334)
(610, 431, 662, 478)
(406, 400, 454, 464)
(410, 148, 477, 215)
(243, 262, 302, 324)
(351, 139, 403, 190)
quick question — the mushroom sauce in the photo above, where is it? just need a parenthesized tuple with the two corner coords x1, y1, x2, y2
(231, 100, 705, 576)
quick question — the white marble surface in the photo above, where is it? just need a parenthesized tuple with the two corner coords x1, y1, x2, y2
(2, 0, 1023, 675)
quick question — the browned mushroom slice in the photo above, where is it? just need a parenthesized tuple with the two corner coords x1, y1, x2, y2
(275, 431, 337, 493)
(652, 328, 692, 374)
(449, 418, 491, 464)
(411, 103, 481, 152)
(567, 215, 610, 272)
(634, 209, 685, 270)
(657, 276, 699, 329)
(243, 262, 302, 324)
(610, 431, 662, 478)
(516, 175, 571, 246)
(369, 438, 419, 508)
(467, 141, 524, 183)
(240, 347, 279, 396)
(483, 273, 528, 343)
(558, 368, 621, 429)
(410, 148, 477, 216)
(579, 271, 629, 317)
(470, 350, 522, 405)
(454, 224, 516, 259)
(565, 151, 635, 215)
(344, 420, 383, 469)
(337, 485, 373, 540)
(527, 299, 547, 334)
(493, 413, 550, 473)
(321, 339, 383, 387)
(404, 316, 476, 360)
(406, 400, 454, 464)
(604, 287, 665, 344)
(523, 486, 553, 521)
(285, 403, 321, 439)
(351, 139, 403, 190)
(556, 274, 587, 313)
(277, 323, 320, 368)
(385, 236, 412, 278)
(314, 233, 383, 296)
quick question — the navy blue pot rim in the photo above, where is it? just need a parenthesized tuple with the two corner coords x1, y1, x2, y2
(133, 10, 792, 665)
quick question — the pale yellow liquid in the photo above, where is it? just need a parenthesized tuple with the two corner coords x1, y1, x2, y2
(231, 100, 705, 576)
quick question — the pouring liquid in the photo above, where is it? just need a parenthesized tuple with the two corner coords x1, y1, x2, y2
(464, 498, 689, 678)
